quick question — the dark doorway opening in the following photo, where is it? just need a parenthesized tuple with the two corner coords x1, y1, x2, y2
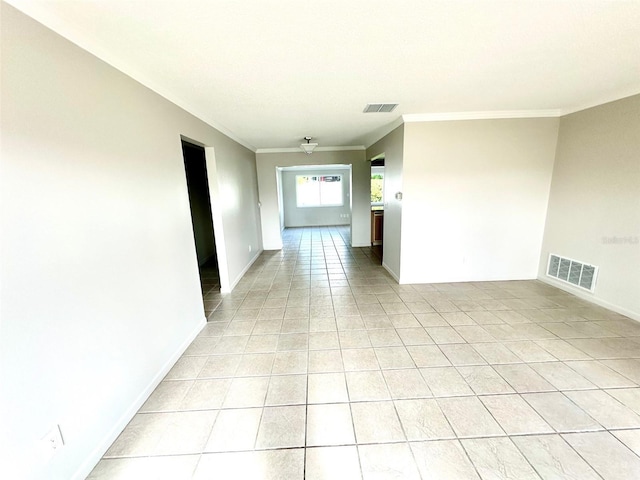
(181, 141, 220, 314)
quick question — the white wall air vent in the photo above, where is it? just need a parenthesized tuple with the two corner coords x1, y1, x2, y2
(363, 103, 398, 113)
(547, 254, 598, 292)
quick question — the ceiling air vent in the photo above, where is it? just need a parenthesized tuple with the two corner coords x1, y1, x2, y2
(363, 103, 398, 113)
(547, 254, 598, 292)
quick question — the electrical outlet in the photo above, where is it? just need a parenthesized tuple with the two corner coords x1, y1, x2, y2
(40, 425, 64, 460)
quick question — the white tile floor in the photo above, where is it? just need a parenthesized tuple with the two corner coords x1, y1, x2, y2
(89, 226, 640, 479)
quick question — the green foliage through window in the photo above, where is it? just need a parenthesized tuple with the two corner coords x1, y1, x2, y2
(371, 176, 383, 203)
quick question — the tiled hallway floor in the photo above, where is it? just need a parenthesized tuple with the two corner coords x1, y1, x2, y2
(199, 258, 221, 317)
(90, 226, 640, 479)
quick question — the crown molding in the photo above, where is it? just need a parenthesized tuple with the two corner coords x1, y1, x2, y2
(255, 146, 365, 154)
(362, 117, 405, 149)
(560, 89, 640, 116)
(402, 110, 562, 123)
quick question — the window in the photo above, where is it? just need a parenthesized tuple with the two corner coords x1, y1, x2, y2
(371, 167, 384, 205)
(296, 175, 343, 207)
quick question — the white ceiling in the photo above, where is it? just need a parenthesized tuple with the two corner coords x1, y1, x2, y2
(7, 0, 640, 151)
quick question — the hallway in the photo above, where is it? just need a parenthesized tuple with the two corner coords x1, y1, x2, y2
(90, 226, 640, 479)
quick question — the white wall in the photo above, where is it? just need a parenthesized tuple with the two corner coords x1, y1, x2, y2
(0, 5, 261, 479)
(539, 95, 640, 319)
(400, 118, 559, 283)
(256, 150, 369, 249)
(366, 125, 404, 280)
(282, 168, 351, 227)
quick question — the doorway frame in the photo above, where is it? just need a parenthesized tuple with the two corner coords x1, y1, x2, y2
(180, 135, 231, 293)
(274, 164, 353, 245)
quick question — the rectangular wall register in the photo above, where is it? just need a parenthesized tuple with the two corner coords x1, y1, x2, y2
(547, 254, 598, 292)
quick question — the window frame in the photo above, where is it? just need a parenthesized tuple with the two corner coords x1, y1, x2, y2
(295, 174, 344, 208)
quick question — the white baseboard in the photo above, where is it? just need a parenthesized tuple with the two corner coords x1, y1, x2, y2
(382, 261, 400, 283)
(538, 275, 640, 322)
(72, 317, 206, 480)
(222, 249, 263, 293)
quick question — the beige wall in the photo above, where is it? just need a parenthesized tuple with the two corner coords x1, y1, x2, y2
(0, 5, 261, 479)
(401, 118, 559, 283)
(256, 150, 369, 249)
(540, 95, 640, 319)
(366, 125, 404, 280)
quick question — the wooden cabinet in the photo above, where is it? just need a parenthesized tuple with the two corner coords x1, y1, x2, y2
(371, 210, 384, 246)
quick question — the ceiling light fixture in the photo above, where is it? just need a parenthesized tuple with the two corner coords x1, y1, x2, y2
(300, 136, 318, 155)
